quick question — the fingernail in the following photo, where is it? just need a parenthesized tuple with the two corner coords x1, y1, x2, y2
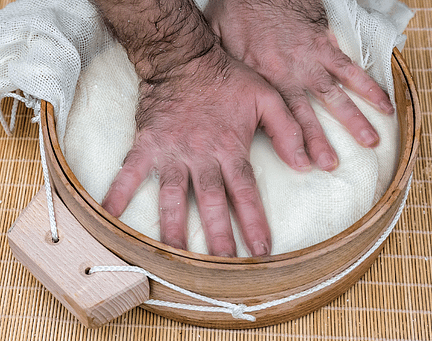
(252, 241, 269, 257)
(103, 202, 116, 216)
(380, 100, 395, 115)
(317, 152, 338, 171)
(294, 148, 311, 169)
(359, 129, 379, 147)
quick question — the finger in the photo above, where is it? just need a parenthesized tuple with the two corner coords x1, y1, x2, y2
(102, 143, 153, 217)
(159, 162, 189, 251)
(279, 85, 338, 171)
(190, 161, 236, 257)
(307, 67, 380, 148)
(258, 91, 311, 171)
(322, 43, 394, 115)
(221, 156, 271, 257)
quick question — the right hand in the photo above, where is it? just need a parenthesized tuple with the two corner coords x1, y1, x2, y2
(204, 0, 395, 171)
(102, 45, 312, 257)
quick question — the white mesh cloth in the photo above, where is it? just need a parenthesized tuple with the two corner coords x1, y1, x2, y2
(0, 0, 413, 257)
(0, 0, 112, 147)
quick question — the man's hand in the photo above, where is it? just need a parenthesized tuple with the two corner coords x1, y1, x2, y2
(205, 0, 395, 171)
(93, 0, 310, 257)
(102, 47, 312, 257)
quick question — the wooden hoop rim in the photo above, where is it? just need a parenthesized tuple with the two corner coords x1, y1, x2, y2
(40, 48, 421, 328)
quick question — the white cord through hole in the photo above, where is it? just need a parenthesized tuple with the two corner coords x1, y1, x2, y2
(0, 92, 59, 242)
(0, 91, 412, 322)
(89, 175, 411, 322)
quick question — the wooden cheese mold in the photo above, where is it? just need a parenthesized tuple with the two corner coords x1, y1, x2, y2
(10, 49, 421, 329)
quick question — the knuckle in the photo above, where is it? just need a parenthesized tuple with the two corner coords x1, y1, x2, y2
(302, 125, 325, 145)
(283, 121, 303, 139)
(319, 84, 343, 103)
(362, 79, 381, 93)
(288, 99, 311, 118)
(123, 148, 143, 168)
(200, 190, 227, 209)
(118, 165, 143, 185)
(340, 63, 361, 81)
(208, 232, 235, 252)
(231, 158, 256, 185)
(199, 166, 224, 191)
(210, 231, 232, 241)
(241, 222, 264, 236)
(331, 50, 352, 69)
(283, 86, 305, 103)
(345, 113, 365, 128)
(340, 96, 361, 114)
(310, 67, 337, 99)
(230, 186, 258, 207)
(259, 88, 284, 107)
(313, 76, 332, 94)
(159, 206, 178, 221)
(160, 166, 185, 188)
(159, 186, 185, 204)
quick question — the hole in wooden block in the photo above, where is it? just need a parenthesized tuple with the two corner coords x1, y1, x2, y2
(45, 230, 61, 245)
(8, 189, 150, 328)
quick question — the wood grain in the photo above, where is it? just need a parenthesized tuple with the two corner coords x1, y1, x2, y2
(2, 0, 431, 339)
(36, 49, 421, 328)
(8, 188, 150, 328)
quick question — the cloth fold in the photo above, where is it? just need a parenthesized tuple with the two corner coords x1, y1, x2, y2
(0, 0, 112, 147)
(0, 0, 414, 256)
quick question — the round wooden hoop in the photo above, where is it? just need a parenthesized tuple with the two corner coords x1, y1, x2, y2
(40, 49, 421, 329)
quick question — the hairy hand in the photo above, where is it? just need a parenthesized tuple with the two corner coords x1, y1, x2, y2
(102, 46, 311, 257)
(205, 0, 395, 171)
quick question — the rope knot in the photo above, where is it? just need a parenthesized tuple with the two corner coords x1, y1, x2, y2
(231, 304, 248, 319)
(24, 97, 38, 109)
(27, 94, 42, 124)
(31, 114, 40, 124)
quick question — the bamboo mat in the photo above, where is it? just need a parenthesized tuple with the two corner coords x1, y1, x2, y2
(1, 0, 431, 340)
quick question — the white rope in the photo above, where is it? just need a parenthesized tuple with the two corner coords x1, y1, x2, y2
(90, 175, 412, 322)
(31, 101, 59, 242)
(89, 265, 255, 321)
(0, 91, 413, 322)
(0, 92, 21, 135)
(0, 92, 59, 242)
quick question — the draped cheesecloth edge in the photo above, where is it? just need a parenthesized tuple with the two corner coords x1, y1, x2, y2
(0, 0, 414, 322)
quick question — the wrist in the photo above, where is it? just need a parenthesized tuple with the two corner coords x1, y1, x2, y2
(136, 43, 232, 130)
(139, 43, 230, 93)
(92, 0, 216, 82)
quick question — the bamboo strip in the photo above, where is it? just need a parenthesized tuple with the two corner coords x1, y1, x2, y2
(1, 0, 432, 339)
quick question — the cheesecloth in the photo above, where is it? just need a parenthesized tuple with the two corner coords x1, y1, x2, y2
(0, 0, 413, 256)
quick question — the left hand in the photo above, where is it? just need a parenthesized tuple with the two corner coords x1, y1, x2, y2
(205, 0, 395, 171)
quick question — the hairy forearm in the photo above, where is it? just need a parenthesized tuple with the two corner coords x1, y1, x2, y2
(92, 0, 216, 82)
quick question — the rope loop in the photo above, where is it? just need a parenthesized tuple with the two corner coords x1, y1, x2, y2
(0, 90, 412, 323)
(88, 175, 411, 323)
(0, 91, 58, 242)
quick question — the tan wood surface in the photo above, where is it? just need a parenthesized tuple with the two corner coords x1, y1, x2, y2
(8, 188, 150, 328)
(1, 0, 431, 339)
(38, 48, 420, 328)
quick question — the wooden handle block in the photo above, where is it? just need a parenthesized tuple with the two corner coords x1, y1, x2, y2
(8, 188, 150, 328)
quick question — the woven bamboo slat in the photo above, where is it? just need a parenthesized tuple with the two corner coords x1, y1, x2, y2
(1, 0, 431, 339)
